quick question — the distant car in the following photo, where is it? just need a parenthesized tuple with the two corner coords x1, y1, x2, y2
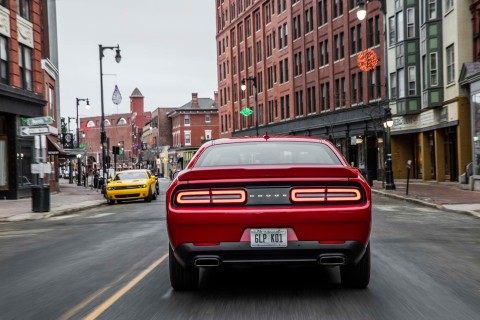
(167, 136, 372, 290)
(105, 169, 157, 205)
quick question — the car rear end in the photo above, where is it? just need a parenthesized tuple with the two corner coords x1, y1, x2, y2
(166, 137, 372, 290)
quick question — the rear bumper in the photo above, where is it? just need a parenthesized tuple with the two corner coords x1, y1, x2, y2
(173, 240, 367, 268)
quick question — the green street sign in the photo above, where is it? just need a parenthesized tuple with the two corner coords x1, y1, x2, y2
(240, 107, 254, 117)
(79, 144, 86, 150)
(27, 116, 54, 126)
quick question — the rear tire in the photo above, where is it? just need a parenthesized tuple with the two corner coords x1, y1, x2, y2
(169, 246, 199, 291)
(340, 243, 370, 288)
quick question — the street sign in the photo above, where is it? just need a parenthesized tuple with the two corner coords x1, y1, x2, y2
(240, 107, 254, 117)
(31, 163, 52, 174)
(27, 116, 54, 126)
(20, 125, 58, 136)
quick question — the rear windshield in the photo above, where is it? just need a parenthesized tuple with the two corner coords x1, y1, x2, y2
(194, 142, 342, 167)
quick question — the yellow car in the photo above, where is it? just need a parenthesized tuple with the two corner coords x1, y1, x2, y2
(105, 169, 157, 205)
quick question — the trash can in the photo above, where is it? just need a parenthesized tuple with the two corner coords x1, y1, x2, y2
(32, 184, 50, 212)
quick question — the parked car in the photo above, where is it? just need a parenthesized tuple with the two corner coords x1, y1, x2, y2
(105, 169, 157, 205)
(166, 135, 372, 290)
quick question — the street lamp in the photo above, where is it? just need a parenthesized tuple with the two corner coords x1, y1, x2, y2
(99, 44, 121, 181)
(356, 0, 385, 21)
(76, 98, 89, 148)
(241, 76, 259, 136)
(383, 106, 395, 190)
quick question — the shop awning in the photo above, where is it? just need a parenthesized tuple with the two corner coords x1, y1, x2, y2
(46, 135, 66, 156)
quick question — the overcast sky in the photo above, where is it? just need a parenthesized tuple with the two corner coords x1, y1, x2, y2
(56, 0, 217, 125)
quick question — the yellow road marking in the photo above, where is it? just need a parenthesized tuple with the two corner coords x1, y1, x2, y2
(84, 253, 168, 320)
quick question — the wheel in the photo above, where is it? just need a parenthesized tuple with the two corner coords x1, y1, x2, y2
(169, 246, 199, 291)
(107, 199, 115, 205)
(340, 243, 370, 289)
(144, 189, 152, 202)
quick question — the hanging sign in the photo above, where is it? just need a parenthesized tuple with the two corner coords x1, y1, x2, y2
(240, 107, 254, 117)
(357, 49, 379, 72)
(112, 85, 122, 105)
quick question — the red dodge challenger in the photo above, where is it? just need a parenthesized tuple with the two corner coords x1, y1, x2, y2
(166, 135, 371, 290)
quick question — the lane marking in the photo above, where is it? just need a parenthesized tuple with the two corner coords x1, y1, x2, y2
(86, 212, 116, 219)
(84, 253, 168, 320)
(49, 214, 80, 220)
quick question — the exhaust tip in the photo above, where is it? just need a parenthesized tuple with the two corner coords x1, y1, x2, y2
(194, 258, 220, 267)
(318, 255, 345, 266)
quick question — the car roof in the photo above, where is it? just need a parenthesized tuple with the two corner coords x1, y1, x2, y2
(210, 135, 331, 146)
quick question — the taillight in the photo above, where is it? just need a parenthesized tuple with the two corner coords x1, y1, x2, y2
(175, 189, 246, 205)
(291, 187, 362, 203)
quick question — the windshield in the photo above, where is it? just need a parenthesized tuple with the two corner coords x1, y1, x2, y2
(114, 171, 148, 180)
(194, 142, 342, 167)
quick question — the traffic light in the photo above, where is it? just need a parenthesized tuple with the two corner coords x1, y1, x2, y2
(112, 146, 119, 154)
(119, 148, 123, 155)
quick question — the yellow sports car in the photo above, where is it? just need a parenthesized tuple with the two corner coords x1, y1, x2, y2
(105, 169, 157, 205)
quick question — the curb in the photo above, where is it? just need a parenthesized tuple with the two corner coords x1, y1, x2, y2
(0, 200, 106, 222)
(371, 189, 480, 218)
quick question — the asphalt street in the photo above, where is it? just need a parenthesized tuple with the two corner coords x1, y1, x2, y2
(0, 189, 479, 320)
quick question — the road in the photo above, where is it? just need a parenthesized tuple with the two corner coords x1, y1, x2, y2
(0, 185, 479, 320)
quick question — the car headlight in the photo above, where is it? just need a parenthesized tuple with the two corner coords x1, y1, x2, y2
(142, 184, 147, 188)
(107, 187, 115, 191)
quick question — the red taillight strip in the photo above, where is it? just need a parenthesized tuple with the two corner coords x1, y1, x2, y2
(211, 190, 246, 204)
(291, 188, 326, 202)
(176, 190, 210, 204)
(175, 189, 246, 205)
(325, 188, 361, 202)
(291, 187, 362, 203)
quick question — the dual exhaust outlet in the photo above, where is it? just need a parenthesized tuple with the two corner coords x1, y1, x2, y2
(193, 255, 346, 267)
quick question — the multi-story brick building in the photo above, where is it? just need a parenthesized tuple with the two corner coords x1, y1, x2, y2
(79, 88, 151, 171)
(216, 0, 388, 183)
(0, 0, 61, 199)
(168, 92, 219, 170)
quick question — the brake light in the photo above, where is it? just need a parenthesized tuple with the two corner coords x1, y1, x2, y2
(175, 189, 246, 205)
(291, 187, 362, 203)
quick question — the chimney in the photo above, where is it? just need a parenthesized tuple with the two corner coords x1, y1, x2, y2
(192, 93, 199, 108)
(213, 91, 219, 107)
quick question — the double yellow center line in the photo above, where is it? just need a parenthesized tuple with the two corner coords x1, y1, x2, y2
(60, 253, 168, 320)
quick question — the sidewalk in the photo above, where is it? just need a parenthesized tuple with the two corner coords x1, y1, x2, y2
(371, 179, 480, 218)
(0, 178, 106, 222)
(0, 178, 479, 222)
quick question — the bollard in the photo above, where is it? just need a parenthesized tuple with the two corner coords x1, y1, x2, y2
(406, 160, 412, 195)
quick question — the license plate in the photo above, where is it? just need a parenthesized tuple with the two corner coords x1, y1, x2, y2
(250, 229, 287, 247)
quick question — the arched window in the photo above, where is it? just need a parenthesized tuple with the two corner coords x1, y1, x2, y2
(118, 117, 127, 125)
(104, 119, 111, 126)
(87, 120, 95, 127)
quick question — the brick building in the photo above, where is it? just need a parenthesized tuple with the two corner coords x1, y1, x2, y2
(216, 0, 387, 182)
(0, 0, 61, 199)
(168, 93, 219, 170)
(79, 88, 151, 171)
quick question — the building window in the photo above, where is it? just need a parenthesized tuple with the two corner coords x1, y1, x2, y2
(428, 0, 437, 20)
(396, 43, 404, 67)
(398, 68, 405, 98)
(104, 119, 111, 126)
(408, 66, 416, 95)
(185, 131, 191, 146)
(350, 27, 356, 55)
(306, 46, 315, 71)
(17, 0, 30, 20)
(396, 11, 404, 42)
(205, 114, 211, 123)
(293, 15, 301, 40)
(184, 114, 190, 126)
(390, 72, 397, 98)
(430, 52, 438, 86)
(351, 73, 357, 103)
(18, 45, 32, 91)
(205, 130, 212, 140)
(446, 0, 454, 11)
(389, 17, 396, 46)
(294, 51, 302, 76)
(446, 45, 455, 84)
(407, 8, 415, 38)
(0, 36, 8, 84)
(305, 7, 313, 34)
(48, 86, 54, 118)
(256, 41, 262, 63)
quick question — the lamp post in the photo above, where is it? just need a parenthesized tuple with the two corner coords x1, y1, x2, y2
(76, 153, 82, 186)
(99, 44, 121, 181)
(241, 77, 259, 136)
(383, 106, 395, 190)
(76, 98, 89, 148)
